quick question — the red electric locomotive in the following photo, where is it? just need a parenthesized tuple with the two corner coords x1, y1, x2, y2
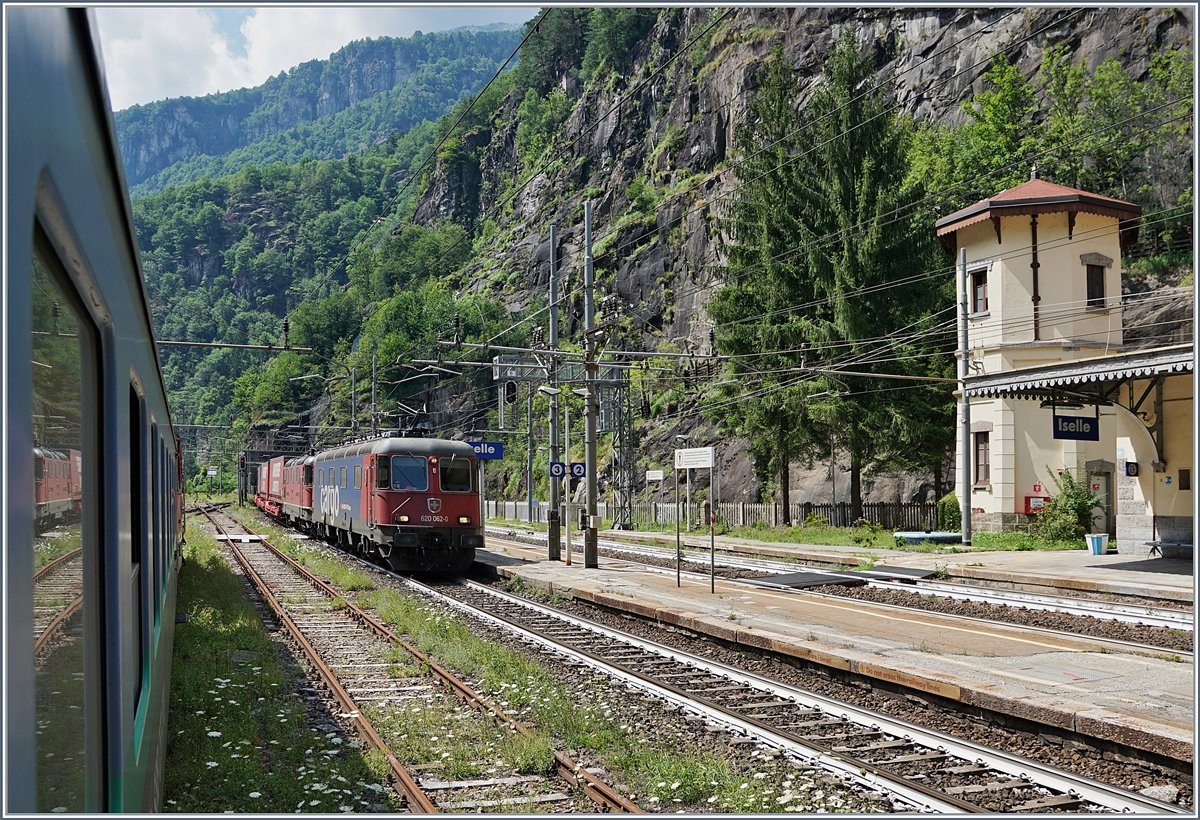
(33, 447, 82, 532)
(255, 434, 483, 573)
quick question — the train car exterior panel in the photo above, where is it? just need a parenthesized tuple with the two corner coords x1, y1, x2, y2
(7, 8, 183, 812)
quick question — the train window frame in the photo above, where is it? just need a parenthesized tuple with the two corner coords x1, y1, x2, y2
(150, 423, 161, 623)
(29, 226, 107, 811)
(390, 456, 428, 492)
(353, 465, 361, 489)
(439, 457, 473, 493)
(340, 465, 347, 489)
(376, 456, 391, 489)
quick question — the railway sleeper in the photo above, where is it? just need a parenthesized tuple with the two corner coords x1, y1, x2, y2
(420, 775, 546, 790)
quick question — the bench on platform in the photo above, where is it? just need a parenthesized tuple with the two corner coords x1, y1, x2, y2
(1146, 541, 1194, 560)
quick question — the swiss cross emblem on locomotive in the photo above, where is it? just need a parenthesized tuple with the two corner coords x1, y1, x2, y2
(427, 498, 442, 513)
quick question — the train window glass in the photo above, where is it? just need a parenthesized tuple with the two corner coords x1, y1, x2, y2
(440, 458, 472, 493)
(340, 466, 347, 488)
(151, 427, 162, 620)
(304, 465, 313, 486)
(129, 385, 146, 708)
(31, 247, 93, 811)
(376, 456, 391, 489)
(353, 465, 361, 489)
(391, 456, 427, 491)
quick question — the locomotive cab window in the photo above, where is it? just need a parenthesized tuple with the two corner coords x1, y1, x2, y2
(391, 456, 427, 491)
(304, 465, 313, 486)
(30, 239, 101, 810)
(440, 457, 473, 492)
(376, 455, 391, 489)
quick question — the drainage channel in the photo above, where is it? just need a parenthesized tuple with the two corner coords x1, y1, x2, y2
(198, 505, 640, 814)
(409, 576, 1183, 815)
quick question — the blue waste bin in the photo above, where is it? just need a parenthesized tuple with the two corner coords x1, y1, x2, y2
(1085, 533, 1109, 555)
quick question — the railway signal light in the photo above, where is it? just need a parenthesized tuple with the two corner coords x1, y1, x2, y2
(504, 380, 518, 404)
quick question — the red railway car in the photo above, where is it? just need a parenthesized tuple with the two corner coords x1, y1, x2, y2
(33, 447, 82, 531)
(255, 454, 314, 527)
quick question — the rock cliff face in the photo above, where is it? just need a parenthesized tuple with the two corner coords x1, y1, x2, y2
(414, 7, 1191, 503)
(114, 28, 522, 189)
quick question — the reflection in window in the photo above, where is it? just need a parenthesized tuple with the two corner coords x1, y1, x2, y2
(32, 249, 88, 811)
(440, 458, 473, 492)
(390, 456, 428, 491)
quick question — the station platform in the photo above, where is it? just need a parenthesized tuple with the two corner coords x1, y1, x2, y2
(599, 529, 1196, 603)
(474, 534, 1194, 764)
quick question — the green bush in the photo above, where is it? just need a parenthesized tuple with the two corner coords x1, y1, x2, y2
(1029, 468, 1102, 543)
(802, 511, 826, 528)
(850, 517, 883, 547)
(937, 493, 961, 532)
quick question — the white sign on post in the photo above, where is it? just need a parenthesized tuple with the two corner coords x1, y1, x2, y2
(206, 467, 218, 477)
(645, 469, 664, 481)
(674, 447, 714, 469)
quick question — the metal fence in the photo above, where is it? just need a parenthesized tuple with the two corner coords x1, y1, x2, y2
(488, 499, 938, 532)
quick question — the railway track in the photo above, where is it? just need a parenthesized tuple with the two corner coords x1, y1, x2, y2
(33, 546, 83, 655)
(195, 505, 640, 814)
(408, 576, 1184, 814)
(489, 528, 1193, 651)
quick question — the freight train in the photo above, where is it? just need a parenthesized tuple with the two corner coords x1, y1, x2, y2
(8, 7, 185, 812)
(256, 435, 484, 572)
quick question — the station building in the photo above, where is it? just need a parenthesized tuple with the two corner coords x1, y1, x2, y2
(936, 171, 1193, 556)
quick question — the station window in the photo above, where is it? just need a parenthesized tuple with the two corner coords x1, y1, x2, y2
(1086, 264, 1105, 308)
(971, 270, 988, 313)
(1180, 469, 1191, 491)
(974, 432, 990, 486)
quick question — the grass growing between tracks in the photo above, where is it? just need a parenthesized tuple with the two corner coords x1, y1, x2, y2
(359, 584, 860, 812)
(33, 525, 82, 570)
(227, 506, 872, 812)
(164, 519, 397, 813)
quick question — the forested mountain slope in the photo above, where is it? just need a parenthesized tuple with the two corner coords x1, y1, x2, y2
(116, 26, 523, 196)
(128, 8, 1192, 503)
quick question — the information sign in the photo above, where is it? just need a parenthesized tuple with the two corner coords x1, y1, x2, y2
(674, 446, 715, 469)
(549, 461, 566, 477)
(206, 467, 218, 477)
(645, 469, 664, 481)
(468, 441, 505, 460)
(570, 462, 587, 478)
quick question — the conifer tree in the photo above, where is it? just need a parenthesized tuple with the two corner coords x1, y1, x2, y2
(709, 30, 949, 521)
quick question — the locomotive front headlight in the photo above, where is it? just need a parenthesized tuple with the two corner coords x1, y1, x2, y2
(458, 515, 472, 524)
(396, 514, 410, 523)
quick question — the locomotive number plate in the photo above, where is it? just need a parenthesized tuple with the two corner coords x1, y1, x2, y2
(421, 515, 449, 523)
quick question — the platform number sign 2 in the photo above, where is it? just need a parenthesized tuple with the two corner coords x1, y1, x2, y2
(570, 462, 586, 478)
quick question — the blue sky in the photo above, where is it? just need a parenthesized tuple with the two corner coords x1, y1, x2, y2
(93, 6, 537, 111)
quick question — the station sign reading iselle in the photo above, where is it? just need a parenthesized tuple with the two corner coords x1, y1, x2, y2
(1052, 414, 1099, 441)
(468, 441, 504, 460)
(674, 446, 715, 469)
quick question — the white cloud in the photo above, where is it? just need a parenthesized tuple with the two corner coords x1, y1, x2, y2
(94, 6, 537, 112)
